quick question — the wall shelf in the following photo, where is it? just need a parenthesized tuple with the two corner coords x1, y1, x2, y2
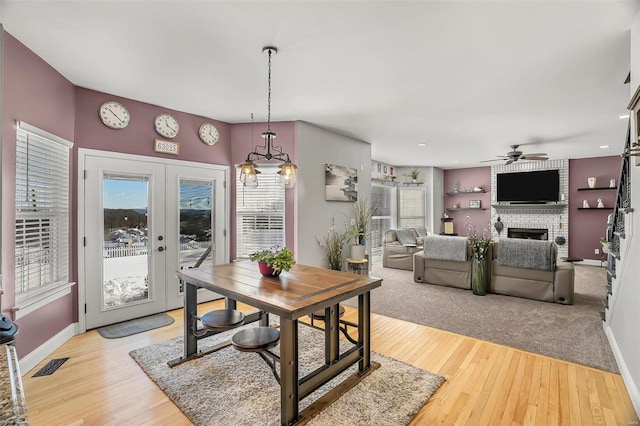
(446, 208, 487, 212)
(577, 207, 614, 210)
(491, 203, 567, 214)
(577, 187, 616, 191)
(445, 190, 485, 195)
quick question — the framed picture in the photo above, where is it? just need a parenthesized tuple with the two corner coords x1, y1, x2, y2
(325, 164, 358, 201)
(469, 200, 481, 209)
(443, 221, 454, 234)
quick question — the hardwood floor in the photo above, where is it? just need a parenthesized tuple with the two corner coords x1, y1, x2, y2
(21, 300, 639, 425)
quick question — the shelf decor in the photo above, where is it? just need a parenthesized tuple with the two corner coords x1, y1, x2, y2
(469, 200, 481, 209)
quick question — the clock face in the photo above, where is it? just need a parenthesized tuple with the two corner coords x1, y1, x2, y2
(198, 123, 220, 146)
(154, 113, 179, 138)
(99, 101, 130, 129)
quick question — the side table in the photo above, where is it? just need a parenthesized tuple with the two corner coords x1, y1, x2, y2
(346, 258, 369, 275)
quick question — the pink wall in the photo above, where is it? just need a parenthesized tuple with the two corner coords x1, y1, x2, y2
(569, 156, 621, 260)
(2, 32, 76, 358)
(442, 167, 492, 235)
(229, 121, 297, 260)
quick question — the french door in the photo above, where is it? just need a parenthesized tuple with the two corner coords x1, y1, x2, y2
(80, 150, 228, 330)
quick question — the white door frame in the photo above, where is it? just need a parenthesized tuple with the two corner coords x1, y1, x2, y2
(77, 148, 230, 333)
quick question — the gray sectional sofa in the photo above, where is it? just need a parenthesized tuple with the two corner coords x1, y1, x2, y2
(410, 235, 575, 304)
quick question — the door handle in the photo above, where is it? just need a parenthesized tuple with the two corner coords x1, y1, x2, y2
(157, 246, 165, 252)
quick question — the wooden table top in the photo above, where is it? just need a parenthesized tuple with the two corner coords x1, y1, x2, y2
(176, 261, 382, 320)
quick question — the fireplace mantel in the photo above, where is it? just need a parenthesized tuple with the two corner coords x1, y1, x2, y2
(491, 203, 567, 214)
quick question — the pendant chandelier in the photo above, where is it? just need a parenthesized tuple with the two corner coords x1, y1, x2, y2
(239, 46, 298, 189)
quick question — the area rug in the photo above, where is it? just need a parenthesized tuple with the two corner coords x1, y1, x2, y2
(130, 322, 445, 425)
(345, 262, 618, 373)
(97, 313, 174, 338)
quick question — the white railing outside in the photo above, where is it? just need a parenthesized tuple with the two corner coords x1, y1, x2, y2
(103, 241, 210, 258)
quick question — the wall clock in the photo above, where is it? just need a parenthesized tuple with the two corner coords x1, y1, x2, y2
(198, 123, 220, 146)
(154, 113, 179, 139)
(99, 101, 130, 129)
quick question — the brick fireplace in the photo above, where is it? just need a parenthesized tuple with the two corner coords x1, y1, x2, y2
(491, 159, 569, 258)
(508, 227, 548, 240)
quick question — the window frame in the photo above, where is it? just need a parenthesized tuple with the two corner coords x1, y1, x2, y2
(235, 165, 286, 258)
(13, 122, 74, 319)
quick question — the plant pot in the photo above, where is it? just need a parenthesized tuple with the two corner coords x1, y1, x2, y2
(258, 261, 280, 277)
(350, 244, 366, 261)
(472, 257, 487, 296)
(601, 243, 609, 254)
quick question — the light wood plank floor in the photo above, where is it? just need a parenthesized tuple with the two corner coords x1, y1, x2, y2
(21, 300, 639, 425)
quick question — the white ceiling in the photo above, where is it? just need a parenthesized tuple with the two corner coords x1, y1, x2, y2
(1, 0, 638, 169)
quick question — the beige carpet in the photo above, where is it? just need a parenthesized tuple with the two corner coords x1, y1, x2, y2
(344, 262, 618, 373)
(130, 321, 445, 425)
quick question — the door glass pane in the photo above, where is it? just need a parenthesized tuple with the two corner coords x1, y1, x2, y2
(103, 175, 150, 308)
(179, 179, 214, 273)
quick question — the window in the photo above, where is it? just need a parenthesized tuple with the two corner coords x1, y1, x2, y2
(235, 166, 285, 258)
(398, 187, 426, 228)
(371, 184, 397, 256)
(14, 122, 73, 307)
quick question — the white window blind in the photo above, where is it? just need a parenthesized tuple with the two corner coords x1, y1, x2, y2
(235, 166, 285, 258)
(398, 187, 426, 228)
(15, 124, 72, 301)
(371, 184, 397, 256)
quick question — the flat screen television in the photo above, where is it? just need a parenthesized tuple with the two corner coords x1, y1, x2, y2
(496, 169, 560, 203)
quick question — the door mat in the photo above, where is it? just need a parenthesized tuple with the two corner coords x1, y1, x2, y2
(32, 357, 69, 377)
(97, 313, 175, 339)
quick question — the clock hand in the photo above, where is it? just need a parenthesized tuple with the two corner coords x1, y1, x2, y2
(164, 118, 176, 132)
(108, 108, 124, 122)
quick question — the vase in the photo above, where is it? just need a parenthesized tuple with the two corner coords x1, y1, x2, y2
(258, 262, 280, 277)
(472, 257, 487, 296)
(350, 244, 366, 261)
(493, 217, 504, 235)
(588, 177, 596, 188)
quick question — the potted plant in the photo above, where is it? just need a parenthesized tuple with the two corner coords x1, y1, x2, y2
(347, 198, 375, 261)
(249, 246, 295, 277)
(599, 236, 609, 254)
(316, 219, 349, 271)
(404, 168, 422, 183)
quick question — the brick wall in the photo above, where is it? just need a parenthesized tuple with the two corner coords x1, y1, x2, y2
(490, 159, 569, 258)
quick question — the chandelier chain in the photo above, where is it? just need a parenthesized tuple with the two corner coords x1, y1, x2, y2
(267, 48, 272, 130)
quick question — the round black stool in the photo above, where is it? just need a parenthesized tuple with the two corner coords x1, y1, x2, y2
(193, 309, 245, 337)
(231, 327, 281, 383)
(231, 327, 280, 352)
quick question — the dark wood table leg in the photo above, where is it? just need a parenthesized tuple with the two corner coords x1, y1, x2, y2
(279, 318, 299, 425)
(184, 281, 198, 359)
(325, 305, 340, 365)
(358, 292, 371, 373)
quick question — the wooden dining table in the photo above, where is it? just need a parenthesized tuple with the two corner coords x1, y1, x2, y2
(173, 261, 382, 425)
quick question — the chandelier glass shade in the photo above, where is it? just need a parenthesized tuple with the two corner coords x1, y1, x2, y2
(240, 46, 298, 188)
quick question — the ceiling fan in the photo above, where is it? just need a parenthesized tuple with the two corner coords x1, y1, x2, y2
(481, 145, 549, 165)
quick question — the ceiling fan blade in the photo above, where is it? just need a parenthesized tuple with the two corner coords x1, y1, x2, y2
(522, 152, 547, 157)
(505, 159, 514, 165)
(479, 158, 506, 163)
(523, 156, 549, 161)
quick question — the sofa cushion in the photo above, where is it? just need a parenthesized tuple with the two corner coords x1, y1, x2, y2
(422, 235, 468, 261)
(394, 228, 418, 246)
(496, 238, 557, 271)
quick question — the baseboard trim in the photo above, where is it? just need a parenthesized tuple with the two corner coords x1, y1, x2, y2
(604, 324, 640, 419)
(579, 259, 605, 267)
(19, 322, 78, 375)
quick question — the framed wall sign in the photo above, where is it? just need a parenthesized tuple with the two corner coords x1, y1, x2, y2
(154, 139, 180, 155)
(469, 200, 481, 209)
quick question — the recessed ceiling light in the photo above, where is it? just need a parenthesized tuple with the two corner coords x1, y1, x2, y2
(453, 160, 459, 163)
(619, 114, 630, 119)
(600, 145, 610, 149)
(417, 143, 426, 147)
